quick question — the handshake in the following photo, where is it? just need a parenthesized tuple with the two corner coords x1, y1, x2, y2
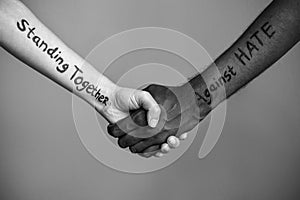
(102, 79, 213, 158)
(2, 0, 297, 161)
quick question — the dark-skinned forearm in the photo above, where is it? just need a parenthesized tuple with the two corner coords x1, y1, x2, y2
(189, 0, 300, 113)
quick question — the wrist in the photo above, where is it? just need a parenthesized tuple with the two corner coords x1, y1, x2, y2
(179, 82, 212, 120)
(84, 74, 119, 116)
(187, 64, 227, 111)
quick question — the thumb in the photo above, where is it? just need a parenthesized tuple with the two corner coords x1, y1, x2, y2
(135, 91, 161, 128)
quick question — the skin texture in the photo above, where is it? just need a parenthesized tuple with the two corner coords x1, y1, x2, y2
(0, 0, 181, 156)
(0, 0, 163, 126)
(107, 83, 211, 154)
(108, 0, 300, 156)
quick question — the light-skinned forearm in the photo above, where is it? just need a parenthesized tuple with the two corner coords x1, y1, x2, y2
(0, 0, 117, 116)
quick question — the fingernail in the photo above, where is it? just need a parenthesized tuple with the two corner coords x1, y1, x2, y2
(161, 143, 170, 153)
(167, 137, 176, 145)
(155, 152, 163, 157)
(149, 119, 158, 128)
(130, 147, 136, 153)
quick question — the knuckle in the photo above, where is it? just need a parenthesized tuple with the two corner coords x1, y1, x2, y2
(141, 91, 151, 99)
(107, 125, 117, 137)
(153, 105, 161, 113)
(117, 138, 127, 148)
(129, 146, 138, 153)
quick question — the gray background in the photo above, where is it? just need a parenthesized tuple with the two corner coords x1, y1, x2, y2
(1, 0, 300, 199)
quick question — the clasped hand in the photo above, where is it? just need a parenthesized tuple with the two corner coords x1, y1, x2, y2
(107, 83, 211, 158)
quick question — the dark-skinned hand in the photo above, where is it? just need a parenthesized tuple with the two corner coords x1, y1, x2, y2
(107, 83, 211, 157)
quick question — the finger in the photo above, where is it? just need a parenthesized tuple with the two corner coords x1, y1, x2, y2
(138, 153, 152, 158)
(179, 132, 188, 140)
(107, 109, 147, 138)
(140, 145, 161, 157)
(161, 143, 170, 153)
(147, 106, 160, 128)
(167, 136, 180, 148)
(142, 145, 160, 154)
(154, 152, 164, 157)
(117, 135, 143, 148)
(129, 130, 174, 153)
(107, 124, 126, 138)
(135, 91, 161, 128)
